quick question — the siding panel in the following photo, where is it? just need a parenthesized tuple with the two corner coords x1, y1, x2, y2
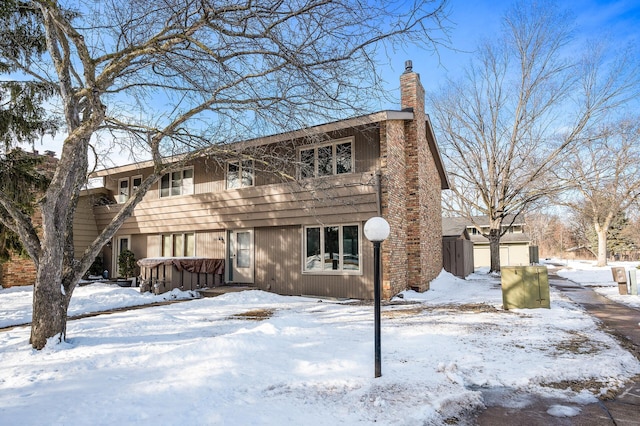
(73, 197, 99, 259)
(196, 231, 226, 258)
(254, 225, 374, 299)
(93, 173, 378, 234)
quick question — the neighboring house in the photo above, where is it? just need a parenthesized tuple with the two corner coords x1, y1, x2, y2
(444, 215, 532, 269)
(75, 61, 450, 299)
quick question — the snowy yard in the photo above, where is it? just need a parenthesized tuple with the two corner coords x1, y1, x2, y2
(1, 261, 639, 425)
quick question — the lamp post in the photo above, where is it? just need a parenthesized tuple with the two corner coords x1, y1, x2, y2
(364, 216, 390, 378)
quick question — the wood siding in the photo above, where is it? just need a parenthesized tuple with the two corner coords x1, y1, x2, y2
(196, 231, 226, 258)
(442, 237, 474, 278)
(254, 226, 374, 299)
(78, 122, 412, 298)
(73, 197, 99, 259)
(94, 173, 378, 234)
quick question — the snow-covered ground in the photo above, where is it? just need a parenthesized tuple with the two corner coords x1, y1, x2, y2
(0, 282, 199, 329)
(0, 262, 639, 425)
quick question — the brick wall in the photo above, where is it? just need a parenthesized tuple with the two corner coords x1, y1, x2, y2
(1, 257, 37, 288)
(421, 126, 444, 286)
(379, 120, 409, 298)
(0, 151, 56, 288)
(0, 209, 42, 288)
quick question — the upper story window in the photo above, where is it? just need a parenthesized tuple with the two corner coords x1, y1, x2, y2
(299, 139, 353, 179)
(160, 168, 194, 198)
(132, 175, 142, 192)
(118, 178, 129, 204)
(226, 160, 254, 189)
(117, 175, 143, 204)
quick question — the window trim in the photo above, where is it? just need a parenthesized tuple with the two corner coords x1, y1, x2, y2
(302, 223, 362, 275)
(132, 175, 142, 193)
(117, 178, 129, 204)
(159, 167, 194, 198)
(226, 159, 255, 190)
(297, 137, 354, 180)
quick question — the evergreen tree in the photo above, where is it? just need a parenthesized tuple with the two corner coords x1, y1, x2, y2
(0, 0, 58, 151)
(0, 1, 57, 264)
(0, 149, 50, 262)
(607, 213, 636, 258)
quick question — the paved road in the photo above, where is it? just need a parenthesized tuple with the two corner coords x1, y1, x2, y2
(475, 274, 640, 425)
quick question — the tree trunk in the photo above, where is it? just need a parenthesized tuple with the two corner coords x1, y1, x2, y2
(488, 228, 501, 273)
(29, 132, 90, 349)
(30, 253, 71, 349)
(596, 227, 608, 267)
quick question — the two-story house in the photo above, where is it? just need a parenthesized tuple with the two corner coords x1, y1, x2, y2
(74, 61, 449, 299)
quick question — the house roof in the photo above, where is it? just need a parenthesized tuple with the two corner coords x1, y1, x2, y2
(443, 215, 531, 244)
(468, 214, 526, 227)
(469, 233, 531, 244)
(90, 110, 450, 190)
(441, 217, 470, 237)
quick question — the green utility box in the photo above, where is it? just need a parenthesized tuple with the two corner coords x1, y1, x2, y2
(501, 266, 550, 309)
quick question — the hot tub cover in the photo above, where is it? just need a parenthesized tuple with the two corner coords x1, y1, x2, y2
(137, 257, 224, 274)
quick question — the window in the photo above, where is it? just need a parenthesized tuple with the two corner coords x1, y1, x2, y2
(226, 160, 254, 189)
(160, 168, 193, 198)
(118, 178, 129, 204)
(132, 175, 142, 192)
(161, 233, 195, 257)
(299, 139, 353, 179)
(303, 224, 360, 272)
(118, 176, 144, 204)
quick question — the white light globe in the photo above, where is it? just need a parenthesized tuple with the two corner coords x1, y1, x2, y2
(364, 217, 390, 242)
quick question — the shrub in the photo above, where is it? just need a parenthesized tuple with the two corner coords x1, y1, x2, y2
(118, 249, 137, 279)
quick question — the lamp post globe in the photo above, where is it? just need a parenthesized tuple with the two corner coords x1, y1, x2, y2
(364, 217, 390, 242)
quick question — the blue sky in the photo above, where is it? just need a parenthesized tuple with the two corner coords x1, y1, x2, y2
(377, 0, 640, 108)
(37, 0, 639, 163)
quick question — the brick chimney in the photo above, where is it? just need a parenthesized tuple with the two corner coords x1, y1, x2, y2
(380, 61, 443, 298)
(402, 61, 442, 293)
(400, 60, 425, 114)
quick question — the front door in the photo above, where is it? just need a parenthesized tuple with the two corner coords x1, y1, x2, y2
(228, 229, 254, 283)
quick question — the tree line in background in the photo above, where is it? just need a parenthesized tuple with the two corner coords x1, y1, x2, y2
(527, 209, 640, 262)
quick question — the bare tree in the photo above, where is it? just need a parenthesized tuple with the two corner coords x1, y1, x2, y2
(429, 0, 639, 272)
(559, 119, 640, 266)
(0, 0, 450, 349)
